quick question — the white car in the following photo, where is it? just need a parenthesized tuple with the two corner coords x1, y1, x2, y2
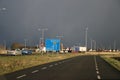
(7, 49, 22, 56)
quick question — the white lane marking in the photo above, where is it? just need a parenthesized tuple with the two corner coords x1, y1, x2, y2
(96, 65, 98, 68)
(94, 56, 101, 80)
(16, 74, 26, 79)
(96, 67, 98, 71)
(94, 56, 97, 66)
(49, 65, 53, 67)
(31, 70, 39, 73)
(41, 67, 47, 70)
(62, 61, 65, 63)
(59, 62, 61, 64)
(55, 63, 58, 65)
(97, 75, 101, 80)
(96, 71, 99, 74)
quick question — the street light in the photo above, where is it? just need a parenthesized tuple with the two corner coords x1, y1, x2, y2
(38, 28, 48, 46)
(3, 40, 6, 50)
(90, 39, 93, 51)
(113, 40, 116, 51)
(93, 40, 96, 51)
(56, 35, 63, 51)
(24, 39, 27, 48)
(85, 27, 88, 50)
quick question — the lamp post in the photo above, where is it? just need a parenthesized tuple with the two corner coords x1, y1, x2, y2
(93, 40, 96, 51)
(3, 40, 6, 50)
(90, 39, 93, 51)
(38, 28, 48, 44)
(38, 28, 48, 52)
(85, 27, 88, 51)
(56, 35, 63, 51)
(113, 40, 116, 52)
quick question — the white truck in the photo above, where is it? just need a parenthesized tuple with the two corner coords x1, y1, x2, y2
(79, 47, 87, 53)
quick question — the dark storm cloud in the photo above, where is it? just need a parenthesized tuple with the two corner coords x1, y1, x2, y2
(0, 0, 120, 49)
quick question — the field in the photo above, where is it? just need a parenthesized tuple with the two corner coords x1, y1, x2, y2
(0, 53, 82, 75)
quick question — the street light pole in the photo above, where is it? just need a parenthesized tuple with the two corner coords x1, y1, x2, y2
(90, 39, 93, 51)
(3, 40, 6, 50)
(38, 28, 48, 43)
(93, 40, 96, 51)
(24, 39, 27, 48)
(113, 40, 116, 51)
(38, 28, 48, 45)
(56, 35, 63, 51)
(85, 27, 88, 50)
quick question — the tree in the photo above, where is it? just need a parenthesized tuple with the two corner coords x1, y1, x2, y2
(11, 42, 24, 50)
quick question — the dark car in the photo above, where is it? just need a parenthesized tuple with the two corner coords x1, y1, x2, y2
(22, 50, 32, 55)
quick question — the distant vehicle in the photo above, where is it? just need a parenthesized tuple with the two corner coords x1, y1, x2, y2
(79, 47, 87, 52)
(22, 50, 32, 55)
(7, 49, 22, 56)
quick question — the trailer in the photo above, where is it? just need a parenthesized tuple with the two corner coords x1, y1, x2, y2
(79, 47, 87, 53)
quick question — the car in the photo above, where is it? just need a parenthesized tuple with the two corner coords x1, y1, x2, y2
(7, 49, 22, 56)
(22, 50, 32, 55)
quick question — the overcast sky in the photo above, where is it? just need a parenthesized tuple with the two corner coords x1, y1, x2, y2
(0, 0, 120, 49)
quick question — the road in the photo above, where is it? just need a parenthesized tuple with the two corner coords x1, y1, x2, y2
(1, 55, 120, 80)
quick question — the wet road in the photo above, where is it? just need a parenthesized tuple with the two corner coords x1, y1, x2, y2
(1, 55, 120, 80)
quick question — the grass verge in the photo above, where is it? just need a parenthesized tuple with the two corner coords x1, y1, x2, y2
(0, 53, 81, 75)
(101, 56, 120, 71)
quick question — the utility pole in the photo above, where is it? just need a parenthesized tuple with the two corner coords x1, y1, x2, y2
(56, 35, 63, 50)
(3, 40, 6, 50)
(90, 39, 93, 51)
(113, 40, 116, 51)
(85, 27, 88, 51)
(38, 28, 48, 44)
(38, 28, 48, 52)
(24, 39, 27, 48)
(93, 40, 96, 51)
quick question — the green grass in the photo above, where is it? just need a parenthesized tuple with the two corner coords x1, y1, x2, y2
(0, 53, 81, 75)
(101, 56, 120, 71)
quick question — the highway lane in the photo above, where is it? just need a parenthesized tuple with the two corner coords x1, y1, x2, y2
(1, 55, 120, 80)
(96, 56, 120, 79)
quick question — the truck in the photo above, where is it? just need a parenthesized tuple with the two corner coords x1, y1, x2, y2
(45, 39, 60, 52)
(79, 47, 87, 53)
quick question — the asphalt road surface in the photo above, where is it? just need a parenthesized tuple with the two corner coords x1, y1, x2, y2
(0, 55, 120, 80)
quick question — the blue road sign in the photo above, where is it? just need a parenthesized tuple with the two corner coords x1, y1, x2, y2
(45, 39, 60, 52)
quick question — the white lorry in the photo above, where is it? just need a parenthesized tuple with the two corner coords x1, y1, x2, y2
(79, 47, 87, 53)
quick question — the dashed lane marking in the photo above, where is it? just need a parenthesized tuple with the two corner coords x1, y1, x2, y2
(59, 62, 62, 64)
(31, 70, 39, 73)
(16, 74, 26, 79)
(49, 65, 53, 67)
(96, 67, 98, 71)
(97, 75, 101, 80)
(55, 63, 58, 65)
(41, 67, 47, 70)
(96, 71, 99, 74)
(94, 56, 101, 80)
(96, 65, 98, 68)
